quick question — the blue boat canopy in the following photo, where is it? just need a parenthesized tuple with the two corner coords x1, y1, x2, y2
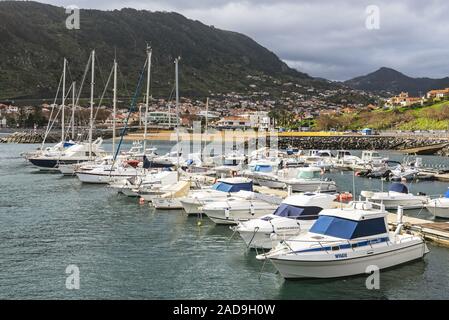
(389, 183, 408, 194)
(268, 204, 321, 220)
(254, 165, 272, 173)
(445, 189, 449, 198)
(211, 181, 253, 192)
(310, 216, 387, 239)
(63, 141, 75, 148)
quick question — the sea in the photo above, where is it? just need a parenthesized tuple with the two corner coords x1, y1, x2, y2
(0, 141, 449, 299)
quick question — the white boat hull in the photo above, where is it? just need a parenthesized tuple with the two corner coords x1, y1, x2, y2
(204, 206, 277, 225)
(152, 198, 183, 210)
(425, 199, 449, 218)
(271, 241, 428, 279)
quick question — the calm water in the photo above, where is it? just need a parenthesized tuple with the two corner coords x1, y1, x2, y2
(1, 142, 449, 299)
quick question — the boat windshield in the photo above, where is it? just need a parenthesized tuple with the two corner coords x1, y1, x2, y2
(254, 165, 272, 173)
(211, 181, 253, 192)
(267, 204, 321, 220)
(309, 216, 387, 239)
(297, 170, 321, 179)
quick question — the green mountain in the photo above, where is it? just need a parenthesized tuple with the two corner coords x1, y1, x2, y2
(0, 1, 328, 102)
(344, 67, 449, 96)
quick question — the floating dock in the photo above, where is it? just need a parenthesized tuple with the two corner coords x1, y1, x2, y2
(387, 213, 449, 247)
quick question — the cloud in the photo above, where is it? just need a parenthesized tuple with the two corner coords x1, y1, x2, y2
(37, 0, 449, 80)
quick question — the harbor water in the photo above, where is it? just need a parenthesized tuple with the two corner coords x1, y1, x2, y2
(1, 142, 449, 299)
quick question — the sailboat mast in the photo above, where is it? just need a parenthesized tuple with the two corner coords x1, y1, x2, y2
(89, 50, 95, 159)
(175, 57, 180, 169)
(71, 81, 76, 140)
(144, 46, 152, 153)
(112, 59, 117, 156)
(61, 58, 66, 142)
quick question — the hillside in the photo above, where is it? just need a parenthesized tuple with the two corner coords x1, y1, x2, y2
(344, 67, 449, 96)
(315, 99, 449, 131)
(0, 1, 331, 102)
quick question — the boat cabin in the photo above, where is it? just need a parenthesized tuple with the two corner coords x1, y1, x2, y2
(309, 205, 388, 240)
(389, 183, 409, 194)
(296, 167, 323, 180)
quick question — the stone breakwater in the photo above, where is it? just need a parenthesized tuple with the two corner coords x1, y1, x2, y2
(0, 130, 112, 143)
(277, 135, 449, 155)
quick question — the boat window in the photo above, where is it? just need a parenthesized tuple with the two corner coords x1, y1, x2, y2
(211, 181, 253, 192)
(310, 216, 387, 239)
(331, 246, 339, 251)
(297, 170, 321, 179)
(254, 165, 272, 173)
(271, 204, 321, 220)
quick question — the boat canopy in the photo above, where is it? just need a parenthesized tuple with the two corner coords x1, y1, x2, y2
(310, 216, 387, 240)
(212, 181, 253, 192)
(269, 204, 321, 220)
(389, 183, 408, 194)
(254, 165, 272, 173)
(445, 189, 449, 198)
(297, 168, 321, 180)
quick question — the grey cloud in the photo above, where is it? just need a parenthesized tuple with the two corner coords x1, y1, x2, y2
(37, 0, 449, 80)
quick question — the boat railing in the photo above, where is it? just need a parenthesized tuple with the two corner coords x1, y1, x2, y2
(285, 237, 390, 254)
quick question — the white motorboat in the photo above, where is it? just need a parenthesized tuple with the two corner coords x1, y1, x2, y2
(425, 189, 449, 218)
(179, 177, 254, 215)
(109, 170, 178, 197)
(361, 182, 429, 210)
(233, 192, 337, 249)
(152, 180, 192, 210)
(283, 167, 337, 193)
(257, 201, 429, 279)
(202, 192, 282, 225)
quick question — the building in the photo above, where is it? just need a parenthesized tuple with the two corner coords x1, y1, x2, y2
(426, 88, 449, 100)
(216, 116, 252, 129)
(386, 92, 423, 107)
(146, 112, 180, 128)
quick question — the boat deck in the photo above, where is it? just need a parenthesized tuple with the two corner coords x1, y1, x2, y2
(387, 213, 449, 246)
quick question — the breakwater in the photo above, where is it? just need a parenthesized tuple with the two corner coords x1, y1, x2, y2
(0, 130, 113, 143)
(277, 135, 449, 155)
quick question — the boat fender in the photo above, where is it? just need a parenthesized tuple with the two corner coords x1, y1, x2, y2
(139, 197, 145, 205)
(225, 208, 230, 219)
(250, 204, 255, 215)
(270, 233, 278, 241)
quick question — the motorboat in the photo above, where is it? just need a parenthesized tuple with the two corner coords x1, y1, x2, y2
(27, 138, 106, 170)
(425, 189, 449, 218)
(152, 180, 192, 210)
(109, 170, 178, 197)
(283, 167, 337, 193)
(179, 177, 254, 215)
(257, 201, 429, 279)
(361, 182, 429, 210)
(202, 191, 282, 225)
(232, 192, 337, 249)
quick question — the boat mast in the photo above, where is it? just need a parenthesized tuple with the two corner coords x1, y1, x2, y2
(144, 45, 152, 154)
(175, 57, 180, 170)
(89, 50, 95, 159)
(112, 59, 117, 155)
(61, 58, 66, 142)
(71, 81, 76, 140)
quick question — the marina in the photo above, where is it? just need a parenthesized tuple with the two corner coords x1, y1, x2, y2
(2, 141, 449, 299)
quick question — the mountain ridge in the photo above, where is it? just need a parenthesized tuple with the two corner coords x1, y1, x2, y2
(0, 1, 326, 101)
(344, 67, 449, 96)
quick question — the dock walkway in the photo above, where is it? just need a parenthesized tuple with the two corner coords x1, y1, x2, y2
(387, 213, 449, 247)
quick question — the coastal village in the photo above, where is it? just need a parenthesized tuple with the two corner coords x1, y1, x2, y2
(2, 83, 449, 133)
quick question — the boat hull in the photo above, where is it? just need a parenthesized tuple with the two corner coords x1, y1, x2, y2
(204, 206, 277, 225)
(271, 242, 428, 279)
(152, 198, 183, 210)
(425, 199, 449, 218)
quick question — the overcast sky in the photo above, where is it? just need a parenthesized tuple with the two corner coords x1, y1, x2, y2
(35, 0, 449, 80)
